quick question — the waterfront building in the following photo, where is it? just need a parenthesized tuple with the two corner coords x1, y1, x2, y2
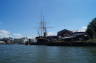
(57, 29, 89, 41)
(14, 37, 28, 44)
(57, 29, 73, 39)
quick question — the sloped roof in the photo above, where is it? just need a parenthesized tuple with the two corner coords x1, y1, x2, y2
(58, 29, 73, 35)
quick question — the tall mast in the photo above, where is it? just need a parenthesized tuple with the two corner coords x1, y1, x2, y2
(42, 16, 47, 37)
(39, 15, 47, 37)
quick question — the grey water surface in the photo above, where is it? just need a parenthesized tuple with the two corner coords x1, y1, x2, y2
(0, 44, 96, 63)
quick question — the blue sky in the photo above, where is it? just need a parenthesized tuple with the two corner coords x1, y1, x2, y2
(0, 0, 96, 38)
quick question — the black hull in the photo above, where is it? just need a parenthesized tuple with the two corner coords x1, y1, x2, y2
(28, 41, 96, 46)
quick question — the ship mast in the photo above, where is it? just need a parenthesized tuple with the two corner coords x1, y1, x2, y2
(39, 15, 47, 37)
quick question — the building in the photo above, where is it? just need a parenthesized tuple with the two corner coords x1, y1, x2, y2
(1, 37, 14, 44)
(57, 29, 89, 41)
(14, 37, 28, 44)
(72, 32, 89, 41)
(47, 36, 58, 42)
(57, 29, 73, 39)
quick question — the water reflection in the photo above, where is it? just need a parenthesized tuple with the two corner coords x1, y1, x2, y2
(0, 45, 96, 63)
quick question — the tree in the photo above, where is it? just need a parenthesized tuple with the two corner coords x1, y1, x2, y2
(86, 18, 96, 39)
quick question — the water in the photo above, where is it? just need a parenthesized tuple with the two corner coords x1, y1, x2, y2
(0, 45, 96, 63)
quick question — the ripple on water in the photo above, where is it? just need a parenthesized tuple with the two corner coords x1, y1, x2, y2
(0, 45, 96, 63)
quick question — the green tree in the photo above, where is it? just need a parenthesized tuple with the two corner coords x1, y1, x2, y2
(86, 18, 96, 39)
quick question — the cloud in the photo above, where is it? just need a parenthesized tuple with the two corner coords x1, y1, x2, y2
(0, 29, 24, 38)
(0, 29, 57, 38)
(78, 26, 87, 32)
(0, 30, 11, 38)
(47, 32, 56, 36)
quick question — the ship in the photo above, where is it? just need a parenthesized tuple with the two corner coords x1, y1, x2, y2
(36, 16, 49, 44)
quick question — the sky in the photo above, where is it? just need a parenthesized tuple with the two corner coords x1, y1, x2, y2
(0, 0, 96, 38)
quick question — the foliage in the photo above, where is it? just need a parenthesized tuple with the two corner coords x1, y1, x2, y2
(86, 18, 96, 39)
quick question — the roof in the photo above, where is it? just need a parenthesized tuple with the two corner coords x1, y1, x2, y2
(58, 29, 73, 35)
(73, 32, 86, 36)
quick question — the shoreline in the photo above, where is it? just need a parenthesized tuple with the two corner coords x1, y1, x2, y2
(1, 41, 96, 46)
(25, 41, 96, 46)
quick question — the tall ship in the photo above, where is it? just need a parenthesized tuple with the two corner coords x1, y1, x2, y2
(36, 16, 48, 44)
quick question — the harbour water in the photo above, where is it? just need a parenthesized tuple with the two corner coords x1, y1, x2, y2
(0, 44, 96, 63)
